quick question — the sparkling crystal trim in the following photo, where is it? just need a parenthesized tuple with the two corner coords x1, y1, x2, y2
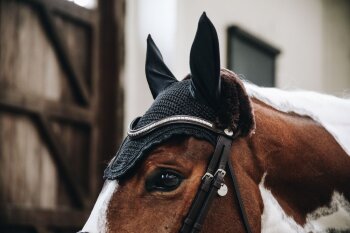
(128, 115, 215, 138)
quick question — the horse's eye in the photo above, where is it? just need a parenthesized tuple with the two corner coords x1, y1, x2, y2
(146, 169, 184, 192)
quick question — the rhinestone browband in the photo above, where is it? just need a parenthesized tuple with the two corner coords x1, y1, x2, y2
(127, 115, 232, 139)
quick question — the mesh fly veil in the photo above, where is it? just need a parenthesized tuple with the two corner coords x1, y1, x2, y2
(104, 13, 255, 180)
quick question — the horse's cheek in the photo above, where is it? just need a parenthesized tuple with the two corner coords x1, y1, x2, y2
(105, 186, 139, 232)
(106, 186, 185, 233)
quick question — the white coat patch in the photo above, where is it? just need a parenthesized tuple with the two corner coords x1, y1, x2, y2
(81, 180, 118, 233)
(259, 174, 350, 233)
(245, 82, 350, 156)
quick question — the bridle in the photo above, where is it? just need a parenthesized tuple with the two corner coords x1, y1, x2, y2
(80, 115, 252, 233)
(128, 115, 253, 233)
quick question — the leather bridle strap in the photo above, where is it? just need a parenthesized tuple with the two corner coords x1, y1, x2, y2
(180, 135, 232, 233)
(227, 157, 252, 233)
(180, 135, 253, 233)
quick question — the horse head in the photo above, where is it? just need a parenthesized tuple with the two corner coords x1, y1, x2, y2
(81, 12, 350, 233)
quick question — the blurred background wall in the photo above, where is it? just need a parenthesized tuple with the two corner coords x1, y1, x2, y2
(125, 0, 350, 131)
(0, 0, 349, 232)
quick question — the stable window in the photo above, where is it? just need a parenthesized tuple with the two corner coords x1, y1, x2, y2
(227, 26, 280, 87)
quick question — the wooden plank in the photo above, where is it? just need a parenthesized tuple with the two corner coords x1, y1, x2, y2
(24, 118, 44, 208)
(0, 0, 125, 230)
(14, 117, 31, 206)
(0, 0, 103, 230)
(36, 115, 86, 208)
(18, 0, 95, 25)
(39, 133, 58, 209)
(0, 115, 5, 203)
(0, 116, 86, 209)
(0, 114, 15, 205)
(96, 0, 125, 190)
(53, 14, 93, 91)
(0, 113, 58, 209)
(0, 0, 65, 102)
(0, 89, 93, 124)
(0, 205, 88, 228)
(36, 4, 90, 105)
(0, 0, 18, 90)
(8, 0, 91, 105)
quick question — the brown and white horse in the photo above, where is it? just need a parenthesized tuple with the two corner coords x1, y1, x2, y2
(80, 73, 350, 233)
(81, 14, 350, 233)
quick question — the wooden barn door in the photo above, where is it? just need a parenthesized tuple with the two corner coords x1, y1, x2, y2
(0, 0, 124, 232)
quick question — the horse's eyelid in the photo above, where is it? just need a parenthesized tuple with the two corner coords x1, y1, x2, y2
(153, 168, 184, 177)
(145, 169, 184, 192)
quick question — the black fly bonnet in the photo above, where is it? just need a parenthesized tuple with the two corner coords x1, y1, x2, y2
(103, 13, 255, 233)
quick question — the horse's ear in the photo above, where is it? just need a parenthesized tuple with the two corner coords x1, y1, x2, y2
(189, 12, 221, 109)
(146, 35, 177, 99)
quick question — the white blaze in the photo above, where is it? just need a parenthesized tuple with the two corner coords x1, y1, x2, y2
(81, 180, 118, 233)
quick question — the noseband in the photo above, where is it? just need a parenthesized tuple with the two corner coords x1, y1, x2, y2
(128, 115, 252, 233)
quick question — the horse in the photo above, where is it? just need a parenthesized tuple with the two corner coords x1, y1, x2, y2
(80, 13, 350, 233)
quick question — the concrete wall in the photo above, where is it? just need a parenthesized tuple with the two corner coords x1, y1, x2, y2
(124, 0, 350, 131)
(322, 0, 350, 96)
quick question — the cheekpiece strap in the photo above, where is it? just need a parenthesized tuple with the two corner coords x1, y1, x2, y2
(180, 135, 232, 233)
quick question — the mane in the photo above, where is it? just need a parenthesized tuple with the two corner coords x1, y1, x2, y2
(242, 79, 350, 156)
